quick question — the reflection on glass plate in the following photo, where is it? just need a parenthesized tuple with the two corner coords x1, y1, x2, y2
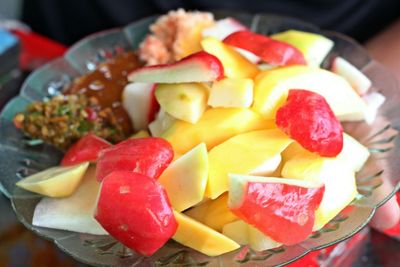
(0, 12, 399, 267)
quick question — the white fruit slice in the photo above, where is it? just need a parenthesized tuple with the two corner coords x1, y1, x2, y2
(159, 143, 208, 212)
(222, 220, 249, 245)
(208, 78, 253, 108)
(362, 92, 386, 124)
(16, 162, 89, 197)
(222, 220, 282, 251)
(32, 166, 107, 235)
(332, 57, 372, 95)
(271, 30, 333, 67)
(337, 133, 370, 172)
(202, 17, 247, 40)
(155, 83, 208, 124)
(122, 82, 156, 131)
(148, 109, 177, 137)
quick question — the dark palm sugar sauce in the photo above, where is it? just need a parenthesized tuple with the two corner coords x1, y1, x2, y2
(64, 51, 143, 136)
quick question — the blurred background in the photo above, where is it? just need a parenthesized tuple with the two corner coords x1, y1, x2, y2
(0, 0, 399, 266)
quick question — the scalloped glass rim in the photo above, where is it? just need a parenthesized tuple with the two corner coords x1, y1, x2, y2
(0, 11, 399, 267)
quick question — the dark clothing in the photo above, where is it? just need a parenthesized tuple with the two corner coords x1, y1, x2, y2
(23, 0, 399, 45)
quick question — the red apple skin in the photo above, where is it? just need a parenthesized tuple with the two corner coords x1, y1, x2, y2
(96, 138, 174, 181)
(61, 133, 112, 166)
(223, 31, 306, 66)
(276, 89, 343, 157)
(230, 182, 324, 245)
(95, 171, 177, 256)
(128, 51, 224, 82)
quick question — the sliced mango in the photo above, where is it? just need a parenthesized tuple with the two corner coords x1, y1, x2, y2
(185, 193, 237, 231)
(206, 129, 293, 199)
(201, 37, 259, 79)
(173, 211, 240, 256)
(16, 162, 89, 197)
(159, 143, 208, 212)
(253, 65, 367, 121)
(162, 108, 273, 155)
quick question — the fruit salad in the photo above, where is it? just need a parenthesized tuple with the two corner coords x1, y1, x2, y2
(15, 9, 386, 258)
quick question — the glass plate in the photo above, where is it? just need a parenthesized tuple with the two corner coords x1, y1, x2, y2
(1, 12, 399, 267)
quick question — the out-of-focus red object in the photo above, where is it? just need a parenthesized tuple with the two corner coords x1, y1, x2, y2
(10, 29, 67, 70)
(288, 227, 370, 267)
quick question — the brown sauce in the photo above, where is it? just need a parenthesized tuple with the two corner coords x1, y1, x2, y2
(65, 51, 143, 135)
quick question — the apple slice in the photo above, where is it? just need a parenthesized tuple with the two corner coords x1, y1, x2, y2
(148, 109, 177, 137)
(201, 37, 259, 79)
(16, 162, 89, 197)
(223, 31, 306, 66)
(95, 171, 177, 256)
(271, 30, 334, 67)
(208, 78, 254, 108)
(32, 165, 107, 235)
(61, 133, 111, 166)
(96, 137, 174, 181)
(228, 174, 324, 245)
(332, 57, 371, 95)
(128, 51, 224, 83)
(185, 193, 237, 231)
(159, 143, 208, 212)
(206, 129, 293, 199)
(172, 211, 240, 256)
(122, 82, 159, 131)
(223, 220, 282, 251)
(155, 83, 208, 124)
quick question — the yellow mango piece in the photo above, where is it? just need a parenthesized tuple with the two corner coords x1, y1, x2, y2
(162, 108, 273, 155)
(253, 65, 367, 121)
(281, 154, 357, 230)
(159, 143, 208, 212)
(16, 162, 89, 198)
(130, 130, 150, 139)
(206, 129, 293, 199)
(201, 37, 259, 79)
(172, 211, 240, 256)
(185, 193, 237, 232)
(282, 133, 370, 172)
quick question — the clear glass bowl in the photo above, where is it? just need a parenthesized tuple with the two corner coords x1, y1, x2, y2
(1, 12, 399, 267)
